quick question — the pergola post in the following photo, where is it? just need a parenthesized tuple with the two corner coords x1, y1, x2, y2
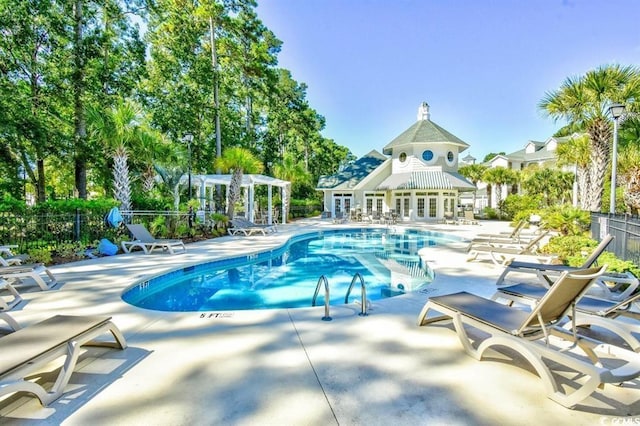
(267, 185, 273, 225)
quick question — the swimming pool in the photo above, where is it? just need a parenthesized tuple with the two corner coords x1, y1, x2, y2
(121, 228, 460, 312)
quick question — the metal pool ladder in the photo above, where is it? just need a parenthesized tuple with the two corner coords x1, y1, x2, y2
(345, 272, 368, 316)
(312, 275, 332, 321)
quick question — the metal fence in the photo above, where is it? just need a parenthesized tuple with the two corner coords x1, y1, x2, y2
(0, 205, 321, 254)
(591, 212, 640, 267)
(0, 210, 192, 253)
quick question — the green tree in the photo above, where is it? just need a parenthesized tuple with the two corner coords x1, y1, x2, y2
(458, 164, 487, 210)
(214, 147, 263, 219)
(539, 64, 640, 212)
(0, 0, 70, 202)
(154, 164, 186, 211)
(87, 100, 152, 211)
(273, 153, 310, 220)
(555, 134, 590, 209)
(618, 139, 640, 214)
(483, 167, 518, 217)
(521, 167, 573, 206)
(482, 152, 505, 163)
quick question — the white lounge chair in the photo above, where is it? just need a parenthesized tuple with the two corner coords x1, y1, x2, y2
(466, 231, 554, 266)
(417, 266, 640, 408)
(0, 245, 28, 267)
(467, 220, 541, 246)
(121, 224, 186, 255)
(0, 263, 58, 291)
(492, 281, 640, 352)
(228, 218, 277, 236)
(0, 314, 127, 405)
(0, 279, 23, 311)
(441, 212, 457, 225)
(495, 234, 616, 287)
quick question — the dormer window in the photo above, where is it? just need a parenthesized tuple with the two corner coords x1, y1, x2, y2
(422, 150, 434, 162)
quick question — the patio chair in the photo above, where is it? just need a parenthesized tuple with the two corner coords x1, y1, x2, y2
(228, 218, 277, 236)
(460, 210, 479, 225)
(441, 212, 457, 225)
(492, 281, 640, 352)
(0, 263, 58, 291)
(0, 245, 28, 267)
(332, 211, 347, 224)
(121, 224, 186, 255)
(370, 211, 382, 224)
(0, 279, 23, 311)
(475, 219, 525, 239)
(469, 220, 538, 245)
(0, 314, 127, 406)
(493, 235, 629, 299)
(466, 231, 554, 266)
(416, 266, 640, 408)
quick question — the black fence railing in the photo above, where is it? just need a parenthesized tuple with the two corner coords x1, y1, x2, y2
(591, 212, 640, 267)
(0, 205, 322, 254)
(0, 210, 193, 254)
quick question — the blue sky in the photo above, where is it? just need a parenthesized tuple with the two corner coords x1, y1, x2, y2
(256, 0, 640, 161)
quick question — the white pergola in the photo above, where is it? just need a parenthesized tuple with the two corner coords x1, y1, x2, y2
(180, 174, 290, 224)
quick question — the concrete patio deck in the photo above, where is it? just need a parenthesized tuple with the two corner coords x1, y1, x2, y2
(1, 219, 639, 425)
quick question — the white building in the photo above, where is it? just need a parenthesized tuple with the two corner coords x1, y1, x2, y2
(317, 103, 475, 221)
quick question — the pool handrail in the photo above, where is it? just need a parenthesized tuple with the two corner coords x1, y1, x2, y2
(312, 275, 332, 321)
(345, 272, 368, 316)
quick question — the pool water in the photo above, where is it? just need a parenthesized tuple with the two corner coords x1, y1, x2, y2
(122, 228, 459, 312)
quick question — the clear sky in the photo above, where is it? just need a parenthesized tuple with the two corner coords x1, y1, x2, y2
(256, 0, 640, 161)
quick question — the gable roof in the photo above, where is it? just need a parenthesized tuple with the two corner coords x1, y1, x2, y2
(316, 150, 387, 190)
(383, 119, 470, 155)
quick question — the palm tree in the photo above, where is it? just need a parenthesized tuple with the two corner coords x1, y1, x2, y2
(555, 134, 590, 209)
(458, 164, 487, 211)
(539, 64, 640, 212)
(154, 164, 186, 211)
(273, 153, 310, 220)
(214, 147, 263, 219)
(88, 100, 145, 212)
(618, 141, 640, 214)
(483, 167, 518, 217)
(134, 129, 173, 193)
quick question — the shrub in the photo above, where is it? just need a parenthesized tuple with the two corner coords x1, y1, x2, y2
(55, 241, 88, 260)
(541, 235, 596, 264)
(595, 252, 640, 276)
(540, 205, 590, 236)
(501, 194, 542, 223)
(28, 247, 53, 265)
(483, 207, 498, 220)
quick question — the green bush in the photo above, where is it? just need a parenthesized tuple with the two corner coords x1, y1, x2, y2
(55, 241, 88, 260)
(501, 194, 542, 223)
(0, 195, 27, 214)
(28, 247, 53, 265)
(542, 235, 638, 276)
(542, 235, 597, 264)
(595, 252, 640, 276)
(31, 198, 118, 214)
(540, 205, 590, 236)
(483, 207, 498, 220)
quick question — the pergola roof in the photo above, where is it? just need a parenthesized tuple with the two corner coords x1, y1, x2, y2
(182, 174, 290, 188)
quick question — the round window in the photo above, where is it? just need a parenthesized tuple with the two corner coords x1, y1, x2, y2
(447, 151, 454, 162)
(399, 152, 407, 162)
(422, 150, 434, 161)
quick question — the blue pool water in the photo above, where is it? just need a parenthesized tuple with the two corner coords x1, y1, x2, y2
(121, 228, 460, 312)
